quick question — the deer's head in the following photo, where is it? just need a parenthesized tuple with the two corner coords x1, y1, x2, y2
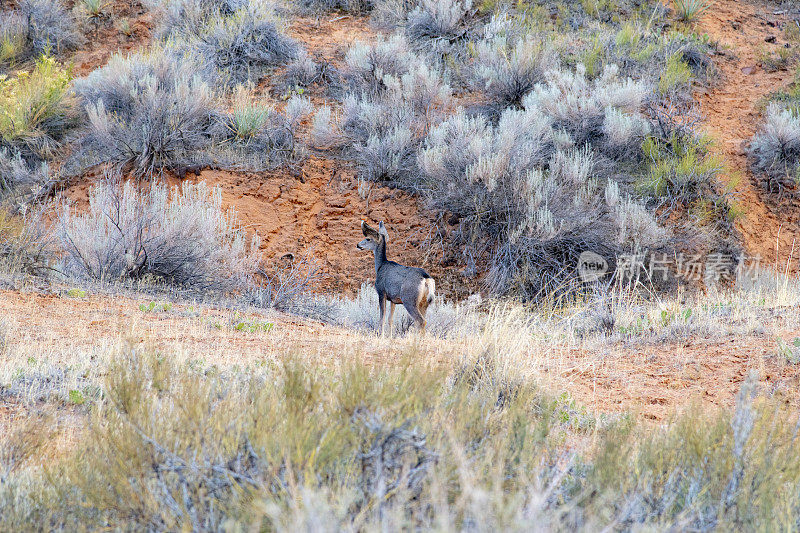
(357, 220, 388, 251)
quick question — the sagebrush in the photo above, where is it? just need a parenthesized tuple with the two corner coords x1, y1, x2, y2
(57, 179, 260, 291)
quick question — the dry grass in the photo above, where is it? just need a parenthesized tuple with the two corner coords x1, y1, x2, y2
(2, 265, 800, 423)
(2, 275, 800, 528)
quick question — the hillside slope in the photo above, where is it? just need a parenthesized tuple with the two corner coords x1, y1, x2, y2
(698, 0, 800, 266)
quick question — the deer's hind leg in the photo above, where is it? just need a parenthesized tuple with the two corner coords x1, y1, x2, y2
(402, 301, 426, 335)
(387, 302, 396, 337)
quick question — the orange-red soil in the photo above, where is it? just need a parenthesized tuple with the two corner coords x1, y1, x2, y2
(697, 0, 800, 267)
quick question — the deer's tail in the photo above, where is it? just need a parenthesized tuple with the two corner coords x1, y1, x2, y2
(417, 277, 435, 308)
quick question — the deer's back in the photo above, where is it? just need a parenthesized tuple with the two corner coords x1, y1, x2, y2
(376, 261, 431, 304)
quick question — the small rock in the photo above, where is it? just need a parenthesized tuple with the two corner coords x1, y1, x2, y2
(741, 66, 756, 75)
(765, 35, 777, 43)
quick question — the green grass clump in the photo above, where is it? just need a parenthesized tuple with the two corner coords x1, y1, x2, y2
(233, 319, 274, 333)
(658, 52, 693, 95)
(638, 133, 723, 202)
(672, 0, 709, 22)
(139, 301, 173, 314)
(0, 55, 77, 159)
(228, 88, 272, 142)
(65, 288, 87, 298)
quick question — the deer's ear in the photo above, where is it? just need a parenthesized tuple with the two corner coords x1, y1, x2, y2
(378, 221, 388, 238)
(362, 220, 379, 238)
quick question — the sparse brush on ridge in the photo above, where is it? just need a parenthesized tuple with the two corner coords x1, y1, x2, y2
(72, 50, 216, 177)
(72, 48, 313, 177)
(154, 0, 303, 88)
(312, 38, 451, 185)
(523, 64, 652, 159)
(418, 107, 663, 298)
(342, 34, 416, 95)
(295, 0, 374, 14)
(469, 32, 556, 113)
(153, 0, 247, 40)
(0, 0, 82, 69)
(211, 90, 313, 170)
(172, 2, 300, 87)
(405, 0, 474, 47)
(497, 0, 661, 27)
(57, 178, 260, 291)
(371, 0, 418, 29)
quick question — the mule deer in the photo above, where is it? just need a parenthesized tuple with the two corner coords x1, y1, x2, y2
(357, 221, 435, 335)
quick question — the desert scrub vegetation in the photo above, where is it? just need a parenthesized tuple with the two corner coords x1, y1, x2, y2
(581, 374, 800, 530)
(418, 65, 665, 298)
(0, 0, 82, 70)
(71, 49, 310, 176)
(749, 77, 800, 197)
(0, 149, 52, 203)
(312, 37, 452, 184)
(578, 27, 715, 102)
(403, 0, 478, 59)
(0, 208, 53, 278)
(419, 63, 727, 298)
(671, 0, 710, 22)
(156, 0, 303, 87)
(467, 29, 556, 113)
(0, 55, 77, 201)
(72, 50, 217, 177)
(212, 89, 313, 171)
(4, 341, 800, 530)
(57, 179, 260, 291)
(295, 0, 374, 14)
(309, 1, 727, 300)
(153, 0, 248, 39)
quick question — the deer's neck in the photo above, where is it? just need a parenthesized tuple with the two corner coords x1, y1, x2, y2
(374, 237, 387, 274)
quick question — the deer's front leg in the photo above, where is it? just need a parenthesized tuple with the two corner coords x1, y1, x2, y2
(378, 292, 386, 336)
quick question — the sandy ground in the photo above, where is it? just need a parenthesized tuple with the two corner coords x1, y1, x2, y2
(3, 288, 800, 423)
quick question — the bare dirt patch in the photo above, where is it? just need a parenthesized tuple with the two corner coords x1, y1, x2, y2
(68, 0, 154, 76)
(697, 0, 800, 265)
